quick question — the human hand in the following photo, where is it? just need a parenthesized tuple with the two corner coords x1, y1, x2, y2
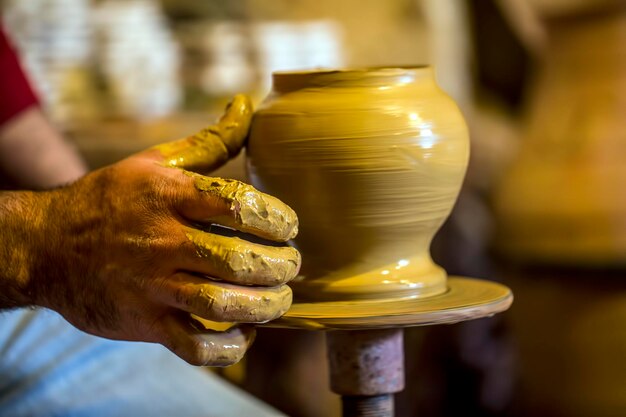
(25, 95, 301, 366)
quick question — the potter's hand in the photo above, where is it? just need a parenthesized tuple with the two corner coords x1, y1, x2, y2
(9, 95, 300, 366)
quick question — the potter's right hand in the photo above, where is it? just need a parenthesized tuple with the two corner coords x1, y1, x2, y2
(3, 95, 301, 367)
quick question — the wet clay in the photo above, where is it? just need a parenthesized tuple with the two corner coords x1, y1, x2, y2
(149, 94, 299, 326)
(179, 178, 298, 320)
(247, 68, 469, 301)
(185, 228, 301, 286)
(187, 320, 255, 366)
(171, 273, 292, 323)
(191, 175, 299, 242)
(154, 94, 253, 172)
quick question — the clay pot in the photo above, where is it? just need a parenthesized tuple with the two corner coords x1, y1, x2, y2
(495, 9, 626, 265)
(247, 67, 469, 301)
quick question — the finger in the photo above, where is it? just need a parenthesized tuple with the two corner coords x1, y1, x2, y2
(152, 272, 293, 323)
(150, 94, 253, 172)
(157, 313, 255, 366)
(182, 227, 301, 286)
(178, 174, 299, 242)
(214, 94, 254, 154)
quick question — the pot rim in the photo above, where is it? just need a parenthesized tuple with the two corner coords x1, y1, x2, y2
(271, 66, 435, 92)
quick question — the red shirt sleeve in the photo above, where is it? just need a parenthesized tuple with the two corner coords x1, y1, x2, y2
(0, 24, 39, 126)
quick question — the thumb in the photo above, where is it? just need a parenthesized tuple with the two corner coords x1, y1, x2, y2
(150, 94, 253, 173)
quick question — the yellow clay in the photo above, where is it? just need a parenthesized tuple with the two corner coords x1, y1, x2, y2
(247, 67, 469, 301)
(187, 323, 255, 367)
(154, 94, 253, 172)
(181, 277, 292, 323)
(192, 176, 299, 242)
(185, 229, 301, 286)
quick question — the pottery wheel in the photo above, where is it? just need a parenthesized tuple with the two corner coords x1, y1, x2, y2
(264, 277, 512, 330)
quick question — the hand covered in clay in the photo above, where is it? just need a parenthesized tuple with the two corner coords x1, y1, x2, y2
(18, 95, 301, 366)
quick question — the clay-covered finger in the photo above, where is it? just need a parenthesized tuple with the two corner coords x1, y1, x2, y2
(150, 94, 253, 172)
(179, 174, 299, 242)
(154, 273, 293, 323)
(214, 94, 254, 154)
(183, 227, 301, 286)
(157, 313, 255, 366)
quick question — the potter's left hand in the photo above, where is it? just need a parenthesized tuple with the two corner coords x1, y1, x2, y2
(8, 95, 300, 367)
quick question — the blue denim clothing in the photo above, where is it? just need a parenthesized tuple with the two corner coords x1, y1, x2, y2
(0, 308, 284, 417)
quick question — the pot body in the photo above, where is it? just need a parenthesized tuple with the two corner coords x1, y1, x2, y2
(247, 67, 469, 301)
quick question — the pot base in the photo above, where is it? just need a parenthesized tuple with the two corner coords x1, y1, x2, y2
(289, 255, 448, 302)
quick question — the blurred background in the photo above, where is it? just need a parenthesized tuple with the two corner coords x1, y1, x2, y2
(2, 0, 625, 416)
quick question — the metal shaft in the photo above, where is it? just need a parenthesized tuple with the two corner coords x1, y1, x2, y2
(342, 394, 394, 417)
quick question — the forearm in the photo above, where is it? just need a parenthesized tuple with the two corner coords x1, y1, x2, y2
(0, 174, 117, 323)
(0, 190, 50, 308)
(0, 107, 87, 189)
